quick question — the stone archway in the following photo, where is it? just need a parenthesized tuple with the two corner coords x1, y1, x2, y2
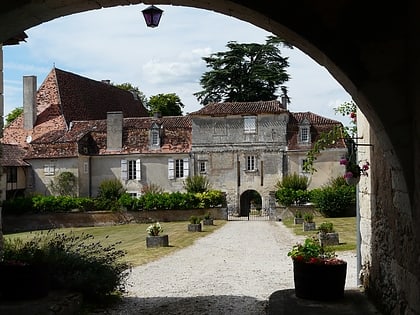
(239, 189, 262, 217)
(0, 2, 419, 314)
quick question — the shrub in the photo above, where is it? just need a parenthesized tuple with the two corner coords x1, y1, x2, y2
(3, 231, 131, 302)
(275, 173, 310, 206)
(97, 179, 126, 201)
(311, 184, 356, 217)
(303, 212, 314, 223)
(318, 222, 335, 233)
(49, 171, 77, 197)
(146, 222, 163, 236)
(183, 175, 211, 193)
(2, 197, 34, 215)
(189, 215, 202, 224)
(141, 183, 164, 194)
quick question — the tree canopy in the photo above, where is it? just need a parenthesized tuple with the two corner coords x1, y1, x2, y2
(5, 107, 23, 127)
(113, 82, 148, 109)
(148, 93, 184, 116)
(194, 36, 293, 105)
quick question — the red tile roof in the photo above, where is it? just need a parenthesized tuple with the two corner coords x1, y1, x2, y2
(287, 112, 346, 150)
(23, 116, 192, 158)
(1, 144, 29, 166)
(190, 100, 287, 116)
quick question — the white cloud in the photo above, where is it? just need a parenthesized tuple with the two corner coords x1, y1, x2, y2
(2, 4, 351, 125)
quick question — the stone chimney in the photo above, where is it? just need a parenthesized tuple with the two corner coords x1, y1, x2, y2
(23, 75, 37, 130)
(281, 94, 288, 110)
(107, 111, 123, 151)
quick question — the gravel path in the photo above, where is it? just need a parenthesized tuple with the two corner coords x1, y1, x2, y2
(99, 221, 358, 315)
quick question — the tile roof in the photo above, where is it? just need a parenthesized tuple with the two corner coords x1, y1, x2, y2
(190, 100, 287, 116)
(1, 144, 30, 166)
(53, 68, 149, 124)
(287, 112, 346, 150)
(23, 116, 192, 158)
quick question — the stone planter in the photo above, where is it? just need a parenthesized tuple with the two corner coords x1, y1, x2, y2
(303, 222, 316, 231)
(146, 235, 169, 248)
(294, 218, 304, 225)
(0, 263, 50, 300)
(203, 218, 214, 225)
(188, 223, 202, 232)
(293, 259, 347, 300)
(319, 232, 340, 246)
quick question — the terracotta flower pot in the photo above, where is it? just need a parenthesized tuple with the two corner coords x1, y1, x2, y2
(293, 259, 347, 300)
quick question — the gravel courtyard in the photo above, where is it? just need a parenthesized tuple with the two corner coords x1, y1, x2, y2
(98, 221, 358, 315)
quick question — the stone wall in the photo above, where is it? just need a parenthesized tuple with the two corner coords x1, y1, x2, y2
(2, 208, 227, 234)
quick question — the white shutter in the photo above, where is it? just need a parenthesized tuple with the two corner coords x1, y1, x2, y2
(183, 158, 189, 178)
(121, 159, 127, 181)
(136, 159, 141, 181)
(168, 158, 175, 179)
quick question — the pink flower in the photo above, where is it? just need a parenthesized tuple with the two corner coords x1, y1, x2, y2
(339, 158, 348, 165)
(344, 171, 354, 179)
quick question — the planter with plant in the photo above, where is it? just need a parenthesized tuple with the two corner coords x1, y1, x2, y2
(303, 212, 316, 231)
(203, 212, 214, 225)
(146, 222, 169, 248)
(188, 215, 202, 232)
(318, 222, 339, 246)
(294, 210, 304, 225)
(288, 236, 347, 300)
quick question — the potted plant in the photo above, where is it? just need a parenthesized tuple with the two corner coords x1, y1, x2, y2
(303, 212, 316, 231)
(287, 236, 347, 300)
(146, 222, 169, 248)
(318, 222, 339, 246)
(188, 215, 202, 232)
(203, 212, 214, 225)
(294, 210, 304, 225)
(340, 156, 370, 185)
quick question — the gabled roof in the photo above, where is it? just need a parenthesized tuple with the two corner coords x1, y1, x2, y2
(287, 112, 346, 150)
(190, 100, 287, 116)
(53, 68, 148, 124)
(1, 67, 149, 148)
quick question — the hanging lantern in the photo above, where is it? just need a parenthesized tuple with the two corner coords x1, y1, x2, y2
(141, 5, 163, 28)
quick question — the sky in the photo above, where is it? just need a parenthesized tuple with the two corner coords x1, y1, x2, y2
(2, 4, 351, 125)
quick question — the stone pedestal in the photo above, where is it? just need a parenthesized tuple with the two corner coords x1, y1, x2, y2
(188, 224, 202, 232)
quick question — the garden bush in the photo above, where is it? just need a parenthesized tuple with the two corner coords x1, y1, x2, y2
(275, 173, 310, 206)
(3, 231, 131, 302)
(310, 179, 356, 217)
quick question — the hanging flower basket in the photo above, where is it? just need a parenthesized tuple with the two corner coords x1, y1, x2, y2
(345, 176, 360, 186)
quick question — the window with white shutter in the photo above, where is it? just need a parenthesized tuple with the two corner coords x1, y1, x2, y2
(121, 159, 128, 181)
(168, 158, 175, 179)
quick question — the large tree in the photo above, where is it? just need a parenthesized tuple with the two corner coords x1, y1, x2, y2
(194, 36, 293, 105)
(148, 93, 184, 116)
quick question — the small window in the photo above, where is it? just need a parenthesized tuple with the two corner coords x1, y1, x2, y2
(6, 167, 17, 183)
(121, 159, 141, 181)
(199, 161, 207, 173)
(244, 116, 256, 134)
(168, 158, 189, 179)
(44, 163, 55, 176)
(83, 162, 89, 174)
(127, 191, 139, 198)
(299, 126, 310, 143)
(246, 156, 257, 171)
(150, 123, 161, 147)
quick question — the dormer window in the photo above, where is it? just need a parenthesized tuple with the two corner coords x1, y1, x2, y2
(244, 116, 256, 134)
(298, 119, 311, 144)
(150, 122, 161, 147)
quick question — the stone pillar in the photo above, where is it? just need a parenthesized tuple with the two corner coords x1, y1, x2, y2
(23, 75, 37, 130)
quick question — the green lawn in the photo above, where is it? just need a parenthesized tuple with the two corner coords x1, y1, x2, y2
(4, 220, 227, 267)
(282, 216, 357, 251)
